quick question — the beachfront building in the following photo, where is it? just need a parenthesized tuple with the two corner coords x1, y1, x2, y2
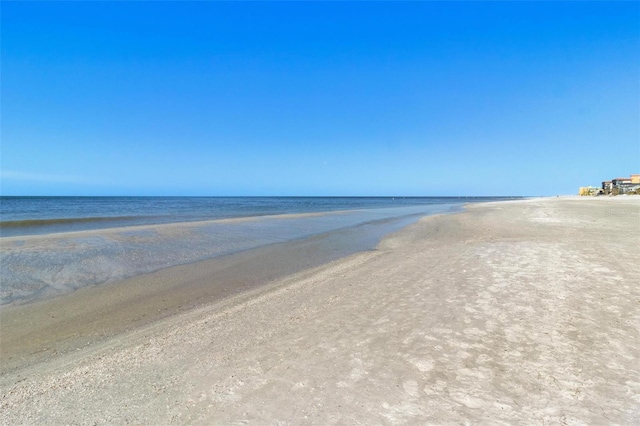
(579, 186, 600, 196)
(600, 174, 640, 195)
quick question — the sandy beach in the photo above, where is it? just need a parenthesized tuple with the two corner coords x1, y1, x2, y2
(1, 197, 639, 424)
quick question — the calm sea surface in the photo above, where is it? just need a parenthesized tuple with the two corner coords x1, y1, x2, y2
(0, 196, 519, 304)
(0, 196, 513, 237)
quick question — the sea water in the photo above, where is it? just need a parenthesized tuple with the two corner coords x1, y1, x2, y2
(0, 196, 498, 237)
(0, 196, 515, 304)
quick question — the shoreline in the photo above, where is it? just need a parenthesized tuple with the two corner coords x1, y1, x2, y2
(0, 208, 355, 241)
(1, 202, 461, 306)
(1, 196, 504, 239)
(1, 197, 639, 424)
(0, 209, 432, 374)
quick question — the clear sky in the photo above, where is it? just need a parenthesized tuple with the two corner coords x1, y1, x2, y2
(2, 1, 638, 196)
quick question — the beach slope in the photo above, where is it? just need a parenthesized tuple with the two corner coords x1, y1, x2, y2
(1, 197, 639, 424)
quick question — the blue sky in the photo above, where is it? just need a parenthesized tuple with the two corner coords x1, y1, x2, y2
(2, 1, 638, 196)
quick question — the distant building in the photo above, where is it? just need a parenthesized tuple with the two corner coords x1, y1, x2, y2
(613, 176, 631, 185)
(599, 174, 640, 195)
(587, 174, 640, 196)
(579, 186, 600, 196)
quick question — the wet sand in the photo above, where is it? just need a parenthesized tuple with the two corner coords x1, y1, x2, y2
(1, 197, 639, 424)
(0, 216, 419, 375)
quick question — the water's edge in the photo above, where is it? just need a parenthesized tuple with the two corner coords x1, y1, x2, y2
(0, 206, 462, 375)
(1, 204, 462, 306)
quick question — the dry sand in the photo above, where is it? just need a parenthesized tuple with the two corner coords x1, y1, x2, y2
(1, 197, 639, 424)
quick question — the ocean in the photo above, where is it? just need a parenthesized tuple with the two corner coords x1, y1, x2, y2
(0, 196, 504, 237)
(0, 196, 517, 304)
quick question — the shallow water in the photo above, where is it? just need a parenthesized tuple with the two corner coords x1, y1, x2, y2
(0, 196, 493, 237)
(1, 197, 525, 305)
(1, 204, 464, 304)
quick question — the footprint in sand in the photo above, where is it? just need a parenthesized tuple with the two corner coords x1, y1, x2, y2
(449, 392, 485, 409)
(410, 358, 434, 373)
(402, 380, 419, 397)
